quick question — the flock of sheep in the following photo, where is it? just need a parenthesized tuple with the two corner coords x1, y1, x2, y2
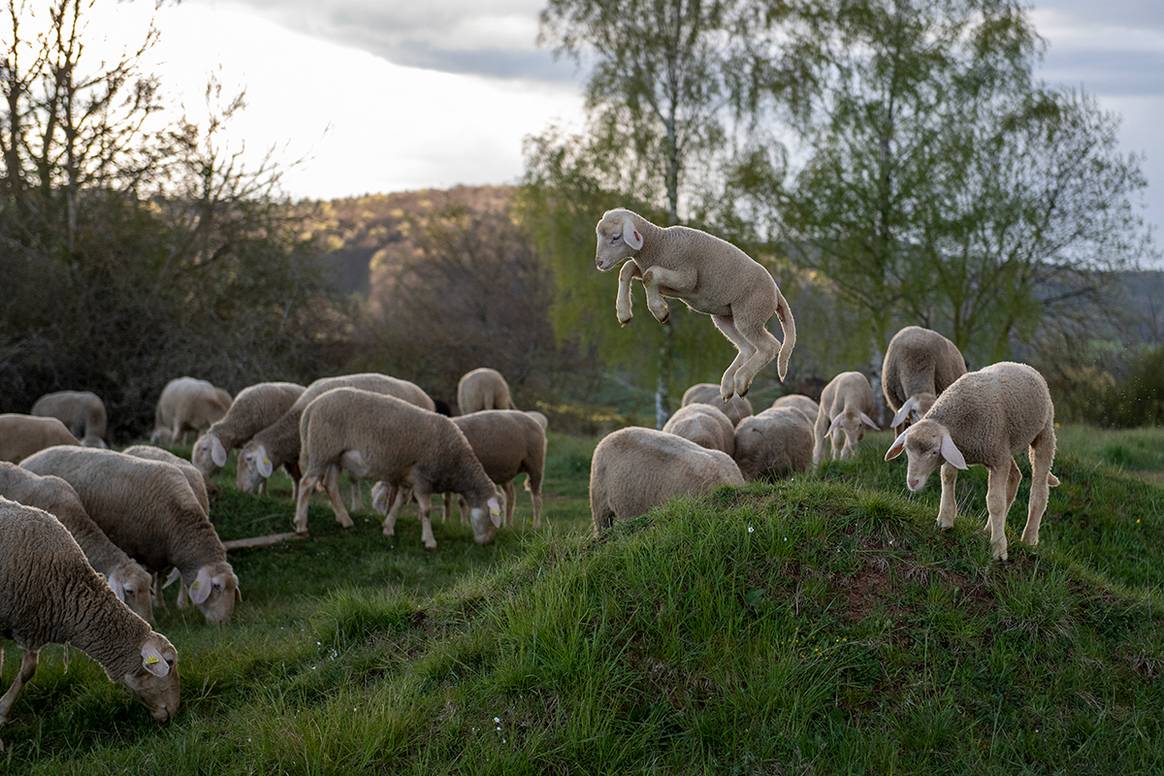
(0, 208, 1059, 738)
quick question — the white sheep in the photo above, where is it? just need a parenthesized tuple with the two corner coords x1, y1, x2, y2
(457, 368, 516, 413)
(0, 463, 154, 621)
(770, 394, 819, 425)
(680, 383, 753, 427)
(30, 390, 108, 447)
(595, 209, 796, 399)
(0, 498, 179, 728)
(589, 427, 744, 535)
(22, 447, 240, 624)
(151, 377, 232, 445)
(733, 407, 814, 481)
(0, 414, 79, 463)
(662, 403, 736, 455)
(882, 326, 967, 431)
(813, 372, 879, 464)
(524, 410, 549, 431)
(191, 381, 305, 479)
(884, 362, 1060, 561)
(123, 445, 211, 517)
(296, 388, 502, 549)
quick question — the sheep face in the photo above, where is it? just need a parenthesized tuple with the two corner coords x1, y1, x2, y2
(192, 433, 228, 477)
(121, 633, 180, 723)
(236, 443, 271, 493)
(109, 563, 155, 622)
(468, 493, 503, 545)
(594, 209, 643, 271)
(189, 562, 241, 625)
(884, 419, 968, 491)
(827, 410, 879, 460)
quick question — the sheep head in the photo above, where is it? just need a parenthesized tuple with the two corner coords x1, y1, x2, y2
(594, 208, 644, 271)
(884, 418, 967, 491)
(121, 633, 180, 723)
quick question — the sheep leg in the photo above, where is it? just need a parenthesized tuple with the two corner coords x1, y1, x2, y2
(937, 463, 958, 529)
(985, 464, 1010, 561)
(324, 466, 354, 528)
(348, 476, 363, 512)
(1021, 424, 1056, 547)
(526, 471, 543, 530)
(712, 315, 755, 402)
(415, 491, 438, 550)
(640, 266, 695, 325)
(730, 311, 781, 397)
(616, 261, 641, 325)
(294, 472, 323, 534)
(1006, 458, 1022, 514)
(382, 486, 409, 537)
(811, 408, 830, 466)
(504, 481, 516, 527)
(0, 649, 38, 725)
(458, 496, 468, 525)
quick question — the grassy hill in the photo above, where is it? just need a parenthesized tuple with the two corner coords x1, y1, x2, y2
(3, 429, 1163, 773)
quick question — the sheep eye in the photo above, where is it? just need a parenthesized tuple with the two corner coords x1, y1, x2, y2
(611, 235, 620, 243)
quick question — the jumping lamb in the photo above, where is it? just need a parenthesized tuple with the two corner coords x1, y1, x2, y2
(151, 377, 232, 445)
(30, 390, 107, 447)
(191, 381, 305, 479)
(813, 372, 879, 464)
(662, 403, 736, 455)
(595, 208, 796, 399)
(589, 427, 744, 535)
(884, 362, 1060, 561)
(457, 368, 516, 413)
(881, 326, 967, 432)
(680, 383, 753, 427)
(0, 415, 79, 463)
(0, 499, 179, 729)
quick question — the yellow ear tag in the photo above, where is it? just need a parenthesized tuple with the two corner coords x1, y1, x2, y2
(145, 655, 160, 665)
(261, 456, 271, 468)
(489, 505, 501, 517)
(191, 580, 200, 590)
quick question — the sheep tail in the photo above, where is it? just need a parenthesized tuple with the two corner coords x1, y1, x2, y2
(774, 288, 796, 382)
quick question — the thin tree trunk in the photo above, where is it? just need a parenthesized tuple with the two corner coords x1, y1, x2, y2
(653, 110, 682, 429)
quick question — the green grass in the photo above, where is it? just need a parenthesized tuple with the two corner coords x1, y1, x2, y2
(2, 427, 1163, 773)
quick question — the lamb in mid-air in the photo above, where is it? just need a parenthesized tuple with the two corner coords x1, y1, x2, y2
(595, 209, 796, 400)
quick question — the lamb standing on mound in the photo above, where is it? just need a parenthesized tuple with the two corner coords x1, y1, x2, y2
(191, 381, 305, 479)
(589, 427, 744, 535)
(31, 391, 107, 447)
(680, 383, 753, 427)
(595, 208, 796, 399)
(813, 372, 879, 464)
(457, 368, 515, 413)
(884, 362, 1060, 561)
(0, 499, 179, 729)
(0, 415, 79, 462)
(881, 326, 967, 432)
(0, 463, 154, 621)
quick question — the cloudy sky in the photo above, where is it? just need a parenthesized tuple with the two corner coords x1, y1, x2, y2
(86, 0, 1161, 240)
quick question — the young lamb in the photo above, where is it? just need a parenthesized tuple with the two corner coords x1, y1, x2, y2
(21, 447, 240, 624)
(450, 410, 546, 528)
(151, 377, 232, 445)
(680, 383, 753, 427)
(296, 388, 502, 549)
(662, 403, 736, 455)
(884, 362, 1060, 561)
(813, 372, 880, 464)
(457, 368, 516, 414)
(733, 407, 815, 481)
(0, 414, 79, 463)
(770, 394, 819, 425)
(0, 464, 154, 621)
(881, 326, 967, 432)
(30, 390, 108, 447)
(0, 499, 179, 729)
(589, 427, 745, 535)
(595, 208, 796, 399)
(191, 381, 305, 479)
(123, 445, 211, 516)
(236, 373, 433, 498)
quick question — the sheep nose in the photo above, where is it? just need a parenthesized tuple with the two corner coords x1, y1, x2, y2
(908, 478, 920, 490)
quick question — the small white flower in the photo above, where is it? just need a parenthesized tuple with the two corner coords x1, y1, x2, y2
(747, 525, 754, 533)
(493, 716, 501, 724)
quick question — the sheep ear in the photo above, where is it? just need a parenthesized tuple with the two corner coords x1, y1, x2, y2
(162, 567, 181, 589)
(141, 643, 171, 677)
(890, 398, 916, 429)
(884, 428, 910, 461)
(487, 497, 502, 528)
(108, 575, 126, 602)
(621, 217, 644, 250)
(859, 412, 880, 430)
(189, 567, 213, 605)
(827, 414, 843, 435)
(210, 435, 228, 467)
(256, 451, 273, 478)
(940, 431, 968, 470)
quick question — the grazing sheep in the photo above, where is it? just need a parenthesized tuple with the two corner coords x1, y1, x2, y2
(450, 410, 546, 528)
(881, 326, 967, 432)
(0, 415, 78, 463)
(0, 499, 179, 728)
(662, 403, 736, 455)
(595, 208, 796, 398)
(123, 445, 210, 516)
(151, 378, 232, 445)
(524, 410, 549, 431)
(0, 464, 153, 621)
(813, 372, 879, 464)
(30, 391, 107, 447)
(236, 373, 433, 497)
(680, 383, 753, 427)
(191, 381, 305, 479)
(733, 408, 814, 481)
(297, 388, 502, 549)
(770, 394, 819, 425)
(457, 368, 516, 414)
(589, 427, 745, 534)
(884, 362, 1059, 561)
(22, 447, 239, 624)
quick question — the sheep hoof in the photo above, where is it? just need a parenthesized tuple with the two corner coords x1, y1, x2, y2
(618, 316, 632, 326)
(382, 527, 395, 538)
(423, 541, 438, 551)
(1021, 530, 1039, 546)
(337, 516, 354, 528)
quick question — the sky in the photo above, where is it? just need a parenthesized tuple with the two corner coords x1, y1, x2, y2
(78, 1, 1163, 242)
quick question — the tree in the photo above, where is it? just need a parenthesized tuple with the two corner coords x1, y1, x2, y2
(535, 0, 749, 427)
